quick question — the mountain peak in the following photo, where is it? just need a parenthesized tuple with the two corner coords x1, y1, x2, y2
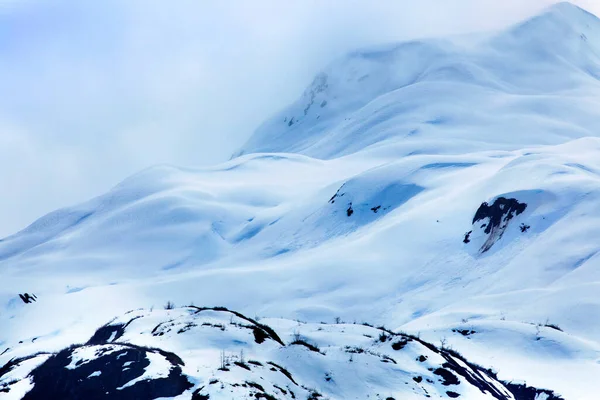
(236, 3, 600, 159)
(547, 1, 595, 16)
(505, 1, 600, 38)
(488, 0, 600, 70)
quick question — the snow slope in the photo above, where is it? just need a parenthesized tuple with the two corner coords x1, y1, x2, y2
(3, 2, 600, 399)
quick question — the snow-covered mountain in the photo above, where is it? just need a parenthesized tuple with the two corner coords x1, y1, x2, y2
(2, 2, 600, 399)
(236, 1, 600, 159)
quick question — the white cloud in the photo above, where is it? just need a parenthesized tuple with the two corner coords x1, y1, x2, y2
(0, 0, 597, 236)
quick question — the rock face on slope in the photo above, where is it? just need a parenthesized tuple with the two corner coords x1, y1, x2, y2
(18, 344, 192, 400)
(0, 307, 564, 400)
(464, 197, 528, 253)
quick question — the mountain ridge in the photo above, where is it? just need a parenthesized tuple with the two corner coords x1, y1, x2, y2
(236, 1, 600, 158)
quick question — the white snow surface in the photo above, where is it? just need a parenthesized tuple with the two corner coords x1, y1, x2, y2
(116, 351, 172, 390)
(3, 2, 600, 399)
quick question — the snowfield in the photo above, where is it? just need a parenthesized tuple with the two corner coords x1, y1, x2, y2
(3, 2, 600, 399)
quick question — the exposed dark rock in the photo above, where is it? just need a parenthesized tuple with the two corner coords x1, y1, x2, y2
(346, 204, 354, 217)
(473, 197, 527, 229)
(544, 323, 563, 332)
(307, 391, 322, 400)
(391, 338, 409, 350)
(255, 392, 278, 400)
(190, 306, 285, 346)
(252, 327, 268, 344)
(177, 322, 197, 334)
(504, 383, 564, 400)
(344, 346, 365, 354)
(434, 367, 460, 386)
(234, 361, 251, 371)
(446, 391, 461, 398)
(290, 340, 321, 353)
(463, 231, 472, 244)
(245, 381, 265, 392)
(191, 387, 210, 400)
(86, 316, 141, 345)
(19, 293, 37, 304)
(470, 197, 527, 252)
(267, 362, 297, 385)
(378, 332, 389, 342)
(22, 344, 192, 400)
(328, 187, 345, 204)
(0, 352, 52, 394)
(381, 355, 396, 364)
(452, 329, 476, 337)
(409, 336, 565, 400)
(87, 324, 125, 345)
(273, 384, 287, 394)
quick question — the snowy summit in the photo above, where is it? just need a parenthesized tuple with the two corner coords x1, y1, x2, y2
(2, 2, 600, 399)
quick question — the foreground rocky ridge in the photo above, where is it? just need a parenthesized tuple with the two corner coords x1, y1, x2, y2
(1, 307, 562, 400)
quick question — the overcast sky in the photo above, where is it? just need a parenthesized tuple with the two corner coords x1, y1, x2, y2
(0, 0, 598, 236)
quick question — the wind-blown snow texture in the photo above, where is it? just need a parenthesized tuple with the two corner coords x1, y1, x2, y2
(2, 2, 600, 399)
